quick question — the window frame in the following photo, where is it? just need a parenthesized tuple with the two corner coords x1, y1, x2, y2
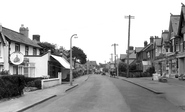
(15, 43, 20, 52)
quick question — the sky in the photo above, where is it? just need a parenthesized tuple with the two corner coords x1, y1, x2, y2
(0, 0, 184, 64)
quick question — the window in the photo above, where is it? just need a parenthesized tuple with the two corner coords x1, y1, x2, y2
(24, 63, 35, 77)
(25, 46, 29, 55)
(33, 48, 37, 55)
(15, 43, 20, 52)
(175, 38, 179, 52)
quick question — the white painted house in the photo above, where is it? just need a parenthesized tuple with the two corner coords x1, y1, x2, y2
(0, 24, 70, 79)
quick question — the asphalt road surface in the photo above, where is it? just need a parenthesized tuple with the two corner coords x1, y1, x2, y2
(24, 74, 184, 112)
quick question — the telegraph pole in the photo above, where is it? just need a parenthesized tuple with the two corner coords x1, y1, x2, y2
(112, 43, 118, 76)
(110, 53, 113, 63)
(125, 15, 134, 78)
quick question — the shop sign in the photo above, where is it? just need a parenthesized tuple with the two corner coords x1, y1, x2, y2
(10, 52, 24, 65)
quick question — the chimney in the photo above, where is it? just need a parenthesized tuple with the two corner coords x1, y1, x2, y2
(150, 36, 154, 43)
(33, 35, 40, 42)
(19, 24, 29, 38)
(144, 41, 148, 47)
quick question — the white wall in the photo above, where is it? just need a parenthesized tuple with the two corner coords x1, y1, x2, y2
(10, 42, 40, 55)
(26, 53, 49, 77)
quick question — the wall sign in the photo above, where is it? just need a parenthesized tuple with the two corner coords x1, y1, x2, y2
(10, 52, 24, 65)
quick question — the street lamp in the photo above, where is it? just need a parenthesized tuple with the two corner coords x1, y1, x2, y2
(70, 34, 78, 86)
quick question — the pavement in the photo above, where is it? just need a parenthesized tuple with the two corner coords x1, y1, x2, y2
(117, 76, 185, 110)
(0, 74, 90, 112)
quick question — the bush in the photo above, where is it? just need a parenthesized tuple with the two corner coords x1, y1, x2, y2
(0, 75, 25, 99)
(142, 66, 155, 77)
(24, 77, 43, 85)
(0, 70, 9, 75)
(26, 79, 42, 89)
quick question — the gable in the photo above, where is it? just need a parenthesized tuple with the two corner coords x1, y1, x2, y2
(171, 15, 180, 36)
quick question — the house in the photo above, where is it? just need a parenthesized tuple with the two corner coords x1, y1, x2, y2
(120, 46, 136, 65)
(0, 24, 71, 79)
(0, 24, 41, 75)
(136, 37, 155, 72)
(165, 14, 180, 78)
(176, 4, 185, 77)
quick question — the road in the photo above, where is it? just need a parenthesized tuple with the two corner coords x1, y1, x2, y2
(24, 74, 184, 112)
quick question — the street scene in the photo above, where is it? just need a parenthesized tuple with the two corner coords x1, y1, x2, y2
(1, 0, 185, 112)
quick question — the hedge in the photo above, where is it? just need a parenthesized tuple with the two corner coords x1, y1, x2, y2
(0, 75, 25, 100)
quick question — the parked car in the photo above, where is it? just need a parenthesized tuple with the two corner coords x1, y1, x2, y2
(101, 72, 106, 75)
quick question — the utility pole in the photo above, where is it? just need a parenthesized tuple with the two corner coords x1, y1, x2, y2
(125, 15, 134, 78)
(111, 43, 118, 76)
(111, 53, 113, 63)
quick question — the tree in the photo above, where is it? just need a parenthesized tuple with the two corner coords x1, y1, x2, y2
(118, 61, 127, 72)
(68, 46, 87, 68)
(38, 42, 57, 55)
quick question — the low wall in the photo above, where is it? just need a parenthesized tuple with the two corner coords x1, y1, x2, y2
(41, 72, 62, 89)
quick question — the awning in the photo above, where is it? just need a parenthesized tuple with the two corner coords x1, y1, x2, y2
(51, 55, 72, 69)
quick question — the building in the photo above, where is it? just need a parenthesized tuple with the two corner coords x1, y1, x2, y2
(0, 24, 71, 79)
(0, 24, 41, 75)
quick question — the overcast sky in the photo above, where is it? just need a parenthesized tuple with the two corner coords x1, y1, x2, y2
(0, 0, 184, 64)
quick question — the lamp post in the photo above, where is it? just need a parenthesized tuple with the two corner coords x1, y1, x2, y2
(70, 34, 78, 86)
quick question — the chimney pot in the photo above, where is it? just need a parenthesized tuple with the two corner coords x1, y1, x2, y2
(19, 24, 29, 38)
(144, 41, 148, 47)
(150, 36, 154, 43)
(33, 35, 40, 42)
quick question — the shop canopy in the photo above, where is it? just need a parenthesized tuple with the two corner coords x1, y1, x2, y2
(51, 55, 73, 69)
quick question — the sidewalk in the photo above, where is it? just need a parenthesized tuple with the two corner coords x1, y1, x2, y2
(118, 76, 185, 109)
(0, 75, 89, 112)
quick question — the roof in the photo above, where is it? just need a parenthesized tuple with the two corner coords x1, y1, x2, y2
(182, 5, 185, 19)
(170, 15, 180, 37)
(2, 27, 41, 48)
(51, 55, 71, 69)
(142, 43, 153, 51)
(89, 61, 97, 66)
(135, 47, 143, 53)
(129, 52, 136, 58)
(120, 54, 127, 59)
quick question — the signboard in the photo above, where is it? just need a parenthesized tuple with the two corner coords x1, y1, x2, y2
(10, 52, 24, 65)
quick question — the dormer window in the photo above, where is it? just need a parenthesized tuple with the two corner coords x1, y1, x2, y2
(15, 43, 20, 52)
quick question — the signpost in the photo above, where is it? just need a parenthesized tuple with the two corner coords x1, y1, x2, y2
(10, 52, 24, 75)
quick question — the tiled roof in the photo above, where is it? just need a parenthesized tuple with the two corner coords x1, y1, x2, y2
(120, 54, 127, 59)
(170, 15, 180, 36)
(142, 43, 153, 51)
(182, 6, 185, 19)
(135, 47, 143, 53)
(2, 27, 41, 48)
(129, 52, 136, 58)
